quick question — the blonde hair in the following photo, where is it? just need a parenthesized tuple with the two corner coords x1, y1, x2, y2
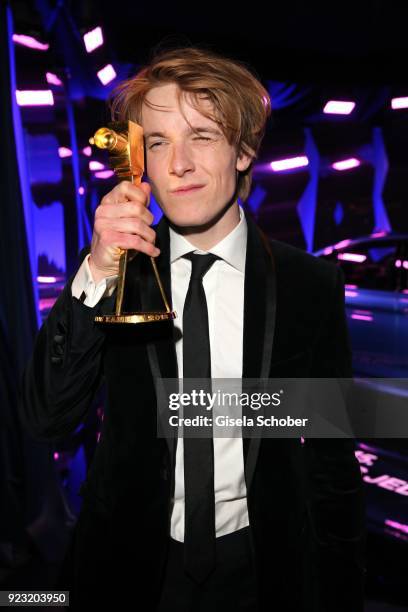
(109, 47, 271, 201)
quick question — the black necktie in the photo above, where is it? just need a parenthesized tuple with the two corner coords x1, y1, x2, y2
(182, 252, 219, 584)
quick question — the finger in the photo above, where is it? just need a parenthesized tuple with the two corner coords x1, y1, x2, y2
(107, 218, 157, 243)
(96, 201, 154, 224)
(113, 232, 160, 257)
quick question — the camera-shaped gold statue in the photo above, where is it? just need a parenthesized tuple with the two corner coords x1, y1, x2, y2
(89, 120, 176, 324)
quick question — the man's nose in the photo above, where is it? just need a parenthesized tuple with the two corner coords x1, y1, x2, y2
(168, 142, 194, 176)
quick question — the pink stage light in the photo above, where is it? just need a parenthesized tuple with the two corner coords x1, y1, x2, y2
(371, 231, 387, 238)
(323, 100, 355, 115)
(83, 26, 104, 53)
(270, 155, 308, 172)
(404, 261, 408, 270)
(345, 290, 358, 298)
(345, 284, 357, 289)
(332, 158, 361, 171)
(58, 147, 72, 158)
(334, 239, 352, 249)
(337, 252, 366, 263)
(82, 146, 92, 157)
(97, 64, 116, 85)
(53, 452, 59, 460)
(385, 519, 408, 534)
(13, 33, 49, 51)
(78, 186, 85, 195)
(351, 313, 373, 322)
(94, 170, 114, 179)
(16, 90, 54, 106)
(37, 275, 57, 283)
(46, 72, 62, 86)
(391, 97, 408, 110)
(395, 259, 402, 268)
(89, 160, 105, 171)
(322, 246, 333, 256)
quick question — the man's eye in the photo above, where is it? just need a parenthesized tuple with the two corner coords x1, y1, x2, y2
(149, 142, 164, 149)
(194, 136, 211, 141)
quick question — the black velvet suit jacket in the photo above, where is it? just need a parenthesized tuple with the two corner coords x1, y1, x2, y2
(20, 212, 366, 611)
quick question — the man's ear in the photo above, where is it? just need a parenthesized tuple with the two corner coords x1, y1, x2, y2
(236, 149, 252, 173)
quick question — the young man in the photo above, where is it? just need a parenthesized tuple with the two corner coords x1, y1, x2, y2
(20, 47, 365, 611)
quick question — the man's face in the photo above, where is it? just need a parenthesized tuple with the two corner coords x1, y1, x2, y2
(140, 83, 251, 229)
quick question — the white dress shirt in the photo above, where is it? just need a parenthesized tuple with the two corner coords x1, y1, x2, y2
(71, 206, 249, 541)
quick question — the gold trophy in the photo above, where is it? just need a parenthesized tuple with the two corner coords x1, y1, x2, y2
(89, 120, 176, 324)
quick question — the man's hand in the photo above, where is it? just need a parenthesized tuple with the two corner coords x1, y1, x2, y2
(89, 181, 160, 284)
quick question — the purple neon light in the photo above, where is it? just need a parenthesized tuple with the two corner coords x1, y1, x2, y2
(345, 290, 358, 298)
(78, 186, 85, 195)
(53, 452, 59, 460)
(83, 26, 104, 53)
(89, 160, 105, 171)
(46, 72, 62, 86)
(332, 158, 361, 171)
(345, 284, 357, 289)
(12, 33, 49, 51)
(391, 97, 408, 110)
(94, 170, 114, 179)
(82, 146, 92, 157)
(270, 155, 308, 172)
(37, 275, 57, 283)
(334, 239, 351, 249)
(338, 252, 366, 263)
(371, 231, 387, 238)
(322, 246, 333, 256)
(58, 147, 72, 158)
(323, 100, 355, 115)
(97, 64, 116, 85)
(16, 90, 54, 106)
(351, 313, 373, 322)
(385, 519, 408, 534)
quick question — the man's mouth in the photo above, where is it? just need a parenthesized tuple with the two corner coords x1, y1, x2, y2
(171, 184, 205, 194)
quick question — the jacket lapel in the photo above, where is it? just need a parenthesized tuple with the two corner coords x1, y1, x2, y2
(242, 213, 277, 492)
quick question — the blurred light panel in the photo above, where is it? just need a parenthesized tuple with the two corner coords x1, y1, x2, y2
(270, 155, 308, 172)
(37, 275, 57, 283)
(332, 158, 361, 171)
(13, 33, 49, 51)
(58, 147, 72, 158)
(391, 97, 408, 110)
(323, 100, 355, 115)
(334, 239, 351, 249)
(351, 313, 373, 322)
(83, 26, 104, 53)
(82, 146, 92, 156)
(78, 186, 85, 195)
(338, 253, 366, 263)
(94, 170, 114, 179)
(16, 90, 54, 106)
(46, 72, 62, 86)
(89, 160, 105, 170)
(97, 64, 116, 85)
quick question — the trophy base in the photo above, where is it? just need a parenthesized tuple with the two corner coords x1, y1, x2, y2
(95, 311, 177, 324)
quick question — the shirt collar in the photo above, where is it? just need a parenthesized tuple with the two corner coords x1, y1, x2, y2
(169, 205, 247, 273)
